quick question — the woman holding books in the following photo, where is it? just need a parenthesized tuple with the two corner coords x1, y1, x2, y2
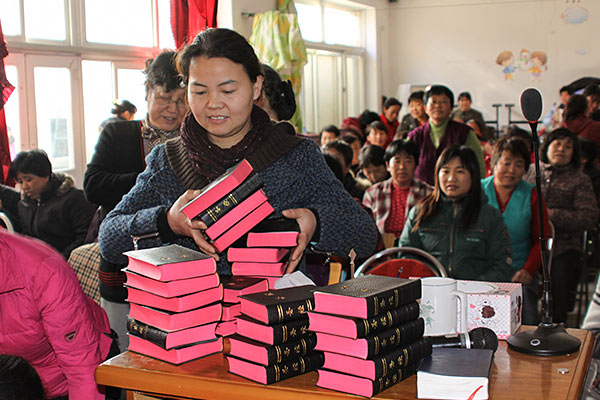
(399, 145, 512, 282)
(98, 28, 377, 277)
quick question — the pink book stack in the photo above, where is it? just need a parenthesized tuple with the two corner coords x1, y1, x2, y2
(216, 276, 268, 337)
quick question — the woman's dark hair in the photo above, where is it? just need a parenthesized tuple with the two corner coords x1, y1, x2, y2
(261, 64, 296, 120)
(578, 137, 597, 170)
(424, 85, 455, 108)
(491, 137, 531, 173)
(504, 125, 533, 153)
(358, 145, 386, 169)
(560, 85, 574, 96)
(408, 91, 425, 104)
(340, 134, 359, 146)
(0, 355, 44, 400)
(177, 28, 262, 85)
(144, 50, 182, 92)
(457, 92, 472, 102)
(320, 124, 340, 138)
(322, 140, 353, 169)
(323, 153, 344, 182)
(9, 149, 52, 179)
(358, 110, 380, 129)
(367, 120, 387, 134)
(384, 139, 420, 166)
(564, 94, 588, 122)
(540, 127, 581, 168)
(413, 145, 481, 231)
(111, 99, 137, 116)
(383, 97, 401, 110)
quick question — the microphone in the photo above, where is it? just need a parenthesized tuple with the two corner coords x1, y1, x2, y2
(430, 327, 498, 353)
(520, 88, 543, 123)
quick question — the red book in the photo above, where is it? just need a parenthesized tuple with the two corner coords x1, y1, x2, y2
(222, 276, 269, 304)
(316, 365, 415, 397)
(228, 334, 317, 366)
(126, 285, 223, 313)
(128, 335, 223, 365)
(231, 262, 287, 277)
(123, 244, 216, 281)
(226, 352, 323, 384)
(212, 201, 274, 253)
(246, 231, 299, 248)
(128, 302, 222, 331)
(124, 270, 220, 298)
(216, 320, 237, 337)
(222, 302, 241, 321)
(236, 315, 310, 345)
(127, 318, 217, 349)
(227, 247, 289, 263)
(205, 190, 268, 240)
(180, 160, 253, 219)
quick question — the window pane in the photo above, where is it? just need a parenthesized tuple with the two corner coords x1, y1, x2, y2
(117, 68, 147, 120)
(345, 55, 364, 118)
(24, 0, 66, 41)
(324, 7, 360, 47)
(82, 60, 113, 162)
(314, 52, 342, 129)
(34, 67, 73, 170)
(300, 53, 316, 133)
(158, 0, 176, 49)
(296, 3, 322, 42)
(2, 0, 22, 36)
(85, 0, 153, 47)
(4, 66, 20, 159)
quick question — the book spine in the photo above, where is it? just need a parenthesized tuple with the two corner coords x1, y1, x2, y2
(372, 336, 432, 379)
(355, 301, 420, 338)
(266, 335, 317, 365)
(366, 280, 421, 318)
(265, 352, 324, 384)
(372, 364, 417, 396)
(266, 298, 315, 325)
(198, 174, 263, 228)
(272, 316, 311, 345)
(127, 318, 167, 349)
(365, 318, 425, 358)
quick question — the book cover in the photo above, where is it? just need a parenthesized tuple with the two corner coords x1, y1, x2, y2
(198, 173, 264, 229)
(248, 275, 280, 289)
(222, 302, 241, 321)
(180, 160, 253, 219)
(322, 336, 432, 380)
(246, 217, 300, 248)
(212, 201, 274, 253)
(205, 190, 268, 240)
(308, 301, 420, 339)
(128, 335, 223, 365)
(228, 333, 317, 366)
(127, 318, 217, 349)
(124, 270, 220, 298)
(126, 285, 223, 313)
(417, 348, 493, 400)
(216, 320, 237, 337)
(221, 276, 269, 304)
(231, 261, 287, 277)
(239, 285, 317, 325)
(236, 315, 310, 345)
(313, 275, 421, 319)
(227, 247, 289, 263)
(314, 318, 425, 359)
(128, 302, 222, 331)
(317, 364, 417, 397)
(226, 352, 324, 385)
(124, 244, 216, 281)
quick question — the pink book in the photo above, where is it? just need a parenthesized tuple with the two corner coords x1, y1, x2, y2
(316, 366, 414, 397)
(128, 335, 223, 365)
(222, 302, 241, 321)
(180, 160, 253, 219)
(124, 270, 220, 298)
(222, 276, 269, 304)
(246, 231, 299, 248)
(212, 201, 274, 253)
(205, 190, 268, 240)
(236, 315, 310, 345)
(215, 320, 237, 337)
(128, 302, 222, 331)
(227, 247, 289, 263)
(248, 275, 281, 289)
(127, 318, 217, 349)
(231, 262, 287, 277)
(126, 285, 223, 313)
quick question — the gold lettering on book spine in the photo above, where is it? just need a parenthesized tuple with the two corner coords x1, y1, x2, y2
(374, 336, 380, 355)
(300, 357, 306, 373)
(275, 345, 282, 363)
(276, 305, 284, 322)
(274, 365, 280, 382)
(282, 326, 288, 342)
(381, 358, 387, 377)
(374, 296, 379, 315)
(394, 289, 399, 308)
(363, 319, 370, 336)
(301, 338, 307, 354)
(206, 208, 218, 222)
(404, 348, 409, 366)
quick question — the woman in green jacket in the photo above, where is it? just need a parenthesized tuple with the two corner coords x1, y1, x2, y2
(400, 145, 512, 282)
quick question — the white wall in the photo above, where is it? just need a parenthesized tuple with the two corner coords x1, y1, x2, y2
(386, 0, 600, 127)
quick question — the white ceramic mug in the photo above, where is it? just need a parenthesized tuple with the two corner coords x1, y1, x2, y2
(419, 277, 468, 336)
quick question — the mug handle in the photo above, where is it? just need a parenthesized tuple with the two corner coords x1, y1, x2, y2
(451, 290, 468, 334)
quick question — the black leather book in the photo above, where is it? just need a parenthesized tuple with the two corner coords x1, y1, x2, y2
(228, 333, 317, 366)
(313, 275, 421, 319)
(250, 217, 300, 233)
(126, 318, 217, 350)
(198, 173, 263, 228)
(308, 301, 420, 339)
(227, 351, 324, 385)
(236, 314, 310, 345)
(239, 285, 317, 325)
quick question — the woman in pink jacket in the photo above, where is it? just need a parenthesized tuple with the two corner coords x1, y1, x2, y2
(0, 230, 114, 399)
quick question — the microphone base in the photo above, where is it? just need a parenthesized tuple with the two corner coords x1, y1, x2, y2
(507, 323, 581, 357)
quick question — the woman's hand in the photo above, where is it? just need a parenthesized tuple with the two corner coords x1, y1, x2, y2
(167, 190, 219, 261)
(512, 269, 533, 285)
(282, 208, 317, 274)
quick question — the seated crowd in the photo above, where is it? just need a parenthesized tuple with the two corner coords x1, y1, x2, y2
(1, 28, 600, 397)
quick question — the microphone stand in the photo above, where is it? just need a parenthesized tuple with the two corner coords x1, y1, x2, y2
(507, 119, 581, 356)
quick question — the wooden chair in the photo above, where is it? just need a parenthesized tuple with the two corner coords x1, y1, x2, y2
(354, 246, 448, 279)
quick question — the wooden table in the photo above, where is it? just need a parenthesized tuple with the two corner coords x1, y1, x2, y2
(95, 327, 594, 399)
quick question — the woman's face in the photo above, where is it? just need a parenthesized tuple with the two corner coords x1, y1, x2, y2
(493, 150, 526, 190)
(146, 85, 187, 131)
(409, 100, 426, 120)
(426, 94, 452, 125)
(367, 128, 387, 148)
(384, 105, 401, 123)
(547, 137, 574, 167)
(16, 173, 50, 200)
(187, 56, 263, 148)
(439, 157, 472, 200)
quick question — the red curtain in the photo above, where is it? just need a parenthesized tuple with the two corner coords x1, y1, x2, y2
(0, 19, 15, 186)
(170, 0, 218, 49)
